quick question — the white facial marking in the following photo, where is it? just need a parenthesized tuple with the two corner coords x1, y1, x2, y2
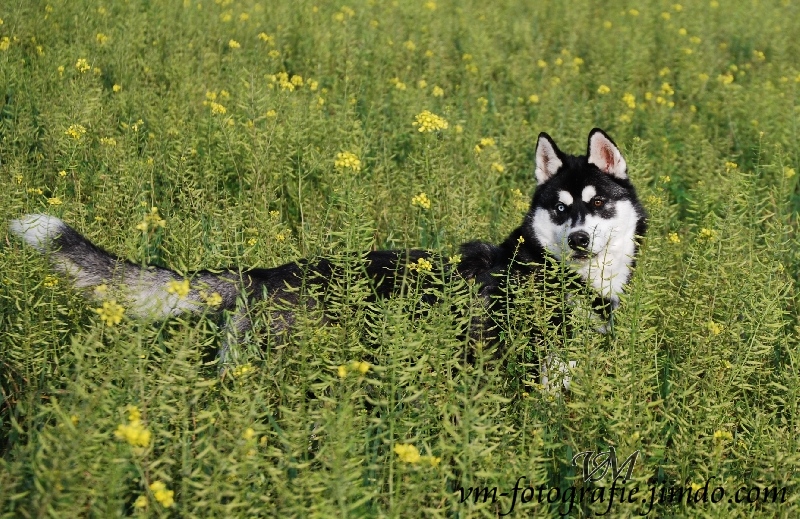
(558, 190, 573, 205)
(531, 199, 641, 301)
(581, 185, 597, 203)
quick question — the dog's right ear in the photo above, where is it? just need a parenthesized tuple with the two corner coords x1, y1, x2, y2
(535, 132, 564, 185)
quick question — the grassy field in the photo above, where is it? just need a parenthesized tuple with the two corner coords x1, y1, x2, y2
(1, 0, 799, 516)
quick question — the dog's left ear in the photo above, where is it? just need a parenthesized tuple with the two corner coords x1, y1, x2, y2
(587, 128, 627, 179)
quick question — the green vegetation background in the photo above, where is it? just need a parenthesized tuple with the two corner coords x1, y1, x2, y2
(1, 0, 799, 516)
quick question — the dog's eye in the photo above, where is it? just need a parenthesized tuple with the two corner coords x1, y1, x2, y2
(555, 203, 566, 212)
(591, 198, 605, 209)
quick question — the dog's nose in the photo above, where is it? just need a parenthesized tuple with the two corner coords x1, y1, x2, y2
(567, 231, 590, 251)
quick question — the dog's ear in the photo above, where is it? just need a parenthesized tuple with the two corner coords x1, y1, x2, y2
(535, 132, 564, 185)
(587, 128, 627, 179)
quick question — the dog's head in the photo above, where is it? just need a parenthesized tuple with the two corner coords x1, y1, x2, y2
(525, 128, 647, 302)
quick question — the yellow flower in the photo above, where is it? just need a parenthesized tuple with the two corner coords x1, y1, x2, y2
(603, 20, 612, 29)
(268, 49, 280, 58)
(136, 206, 166, 232)
(291, 74, 303, 86)
(149, 481, 175, 508)
(784, 167, 796, 179)
(713, 429, 733, 443)
(622, 93, 636, 109)
(597, 84, 611, 95)
(96, 33, 109, 45)
(408, 257, 433, 273)
(201, 291, 223, 307)
(334, 151, 362, 172)
(628, 9, 639, 16)
(707, 321, 723, 335)
(134, 496, 148, 508)
(404, 40, 416, 52)
(114, 419, 150, 447)
(349, 361, 370, 374)
(243, 427, 256, 440)
(668, 232, 681, 244)
(258, 32, 274, 44)
(228, 39, 240, 48)
(537, 59, 547, 68)
(232, 363, 254, 377)
(718, 73, 734, 85)
(208, 101, 227, 115)
(672, 3, 683, 11)
(491, 162, 505, 173)
(65, 124, 87, 140)
(95, 300, 125, 326)
(699, 228, 717, 241)
(275, 232, 286, 242)
(166, 279, 191, 299)
(661, 82, 675, 96)
(411, 192, 431, 210)
(678, 27, 687, 36)
(112, 83, 122, 92)
(75, 58, 91, 73)
(393, 443, 421, 463)
(413, 110, 448, 132)
(337, 365, 348, 378)
(424, 1, 436, 10)
(661, 12, 671, 20)
(432, 85, 444, 97)
(127, 406, 141, 422)
(448, 254, 462, 265)
(528, 94, 539, 104)
(48, 197, 63, 205)
(308, 79, 318, 91)
(44, 275, 59, 288)
(266, 109, 277, 118)
(517, 235, 525, 245)
(724, 161, 738, 171)
(100, 137, 116, 146)
(417, 79, 427, 89)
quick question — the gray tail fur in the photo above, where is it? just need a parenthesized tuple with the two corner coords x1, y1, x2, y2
(9, 214, 239, 319)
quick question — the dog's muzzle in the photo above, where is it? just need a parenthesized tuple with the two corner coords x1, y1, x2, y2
(567, 231, 592, 259)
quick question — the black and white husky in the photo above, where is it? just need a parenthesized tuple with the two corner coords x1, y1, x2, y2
(9, 128, 646, 390)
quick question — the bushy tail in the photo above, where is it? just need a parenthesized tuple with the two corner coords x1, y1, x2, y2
(9, 214, 239, 319)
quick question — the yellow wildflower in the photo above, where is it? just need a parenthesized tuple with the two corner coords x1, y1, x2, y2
(112, 83, 122, 92)
(404, 40, 416, 52)
(661, 82, 675, 96)
(349, 361, 370, 374)
(243, 427, 256, 440)
(136, 207, 166, 232)
(394, 443, 421, 463)
(708, 321, 723, 335)
(724, 161, 738, 171)
(114, 419, 150, 447)
(149, 481, 174, 508)
(784, 167, 796, 179)
(597, 84, 610, 95)
(528, 94, 540, 104)
(622, 92, 636, 109)
(448, 254, 462, 265)
(65, 124, 87, 140)
(413, 110, 448, 132)
(603, 20, 612, 29)
(628, 9, 639, 16)
(258, 32, 274, 44)
(337, 365, 348, 378)
(411, 192, 431, 210)
(96, 33, 108, 45)
(699, 228, 717, 241)
(43, 275, 59, 287)
(290, 74, 303, 86)
(268, 49, 280, 58)
(232, 363, 254, 377)
(266, 109, 277, 117)
(417, 79, 427, 89)
(425, 1, 436, 10)
(668, 232, 681, 244)
(75, 58, 91, 73)
(100, 137, 116, 146)
(95, 300, 125, 326)
(491, 162, 505, 173)
(537, 59, 547, 68)
(432, 85, 444, 97)
(201, 291, 223, 307)
(334, 151, 362, 172)
(209, 101, 227, 115)
(408, 257, 433, 273)
(48, 197, 63, 206)
(678, 27, 687, 36)
(713, 430, 733, 443)
(134, 496, 148, 508)
(166, 279, 191, 299)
